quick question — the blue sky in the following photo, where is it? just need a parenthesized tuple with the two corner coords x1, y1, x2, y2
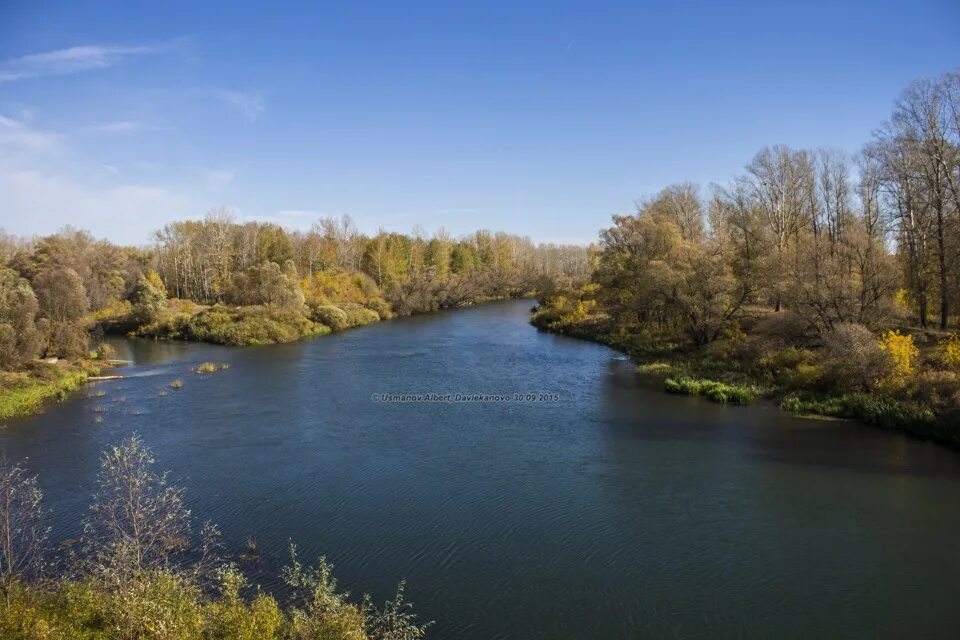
(1, 1, 958, 245)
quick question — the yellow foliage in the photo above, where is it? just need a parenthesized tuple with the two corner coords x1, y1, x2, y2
(168, 298, 204, 314)
(301, 271, 379, 306)
(892, 288, 910, 312)
(88, 298, 132, 321)
(939, 334, 960, 372)
(878, 330, 920, 388)
(579, 282, 600, 296)
(549, 295, 568, 309)
(145, 269, 167, 293)
(561, 299, 597, 324)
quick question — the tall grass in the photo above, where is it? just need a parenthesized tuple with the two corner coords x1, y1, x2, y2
(780, 393, 935, 430)
(664, 376, 758, 405)
(0, 371, 90, 421)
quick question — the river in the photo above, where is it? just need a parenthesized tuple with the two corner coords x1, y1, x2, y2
(2, 299, 960, 638)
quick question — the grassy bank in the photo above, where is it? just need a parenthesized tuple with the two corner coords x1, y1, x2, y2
(97, 299, 382, 346)
(0, 363, 97, 422)
(777, 393, 960, 442)
(531, 305, 960, 448)
(105, 295, 525, 347)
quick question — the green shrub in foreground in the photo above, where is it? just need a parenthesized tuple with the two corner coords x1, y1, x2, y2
(664, 376, 758, 405)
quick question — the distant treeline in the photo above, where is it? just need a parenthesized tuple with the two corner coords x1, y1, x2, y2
(0, 218, 590, 361)
(152, 215, 589, 311)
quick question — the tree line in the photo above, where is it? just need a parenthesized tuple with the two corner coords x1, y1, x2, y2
(0, 218, 590, 363)
(153, 213, 588, 306)
(533, 70, 960, 439)
(585, 70, 960, 346)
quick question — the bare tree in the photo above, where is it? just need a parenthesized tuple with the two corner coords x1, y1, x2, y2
(82, 434, 219, 586)
(747, 145, 815, 310)
(364, 580, 432, 640)
(0, 458, 49, 595)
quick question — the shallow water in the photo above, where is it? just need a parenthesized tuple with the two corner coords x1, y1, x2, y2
(3, 299, 960, 638)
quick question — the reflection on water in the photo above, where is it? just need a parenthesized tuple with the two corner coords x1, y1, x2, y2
(2, 300, 960, 639)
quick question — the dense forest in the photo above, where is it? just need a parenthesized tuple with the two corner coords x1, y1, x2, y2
(0, 219, 588, 419)
(533, 71, 960, 443)
(0, 435, 430, 639)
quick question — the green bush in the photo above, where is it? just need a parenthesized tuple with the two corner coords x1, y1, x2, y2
(664, 376, 758, 405)
(340, 303, 380, 327)
(137, 305, 323, 346)
(363, 297, 393, 320)
(186, 306, 316, 346)
(530, 305, 563, 328)
(636, 362, 674, 376)
(309, 303, 380, 332)
(137, 311, 194, 340)
(310, 304, 349, 331)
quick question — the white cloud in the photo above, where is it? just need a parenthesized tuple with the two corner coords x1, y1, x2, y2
(86, 120, 173, 134)
(0, 114, 61, 153)
(0, 168, 190, 244)
(0, 44, 164, 84)
(216, 90, 265, 122)
(89, 120, 147, 133)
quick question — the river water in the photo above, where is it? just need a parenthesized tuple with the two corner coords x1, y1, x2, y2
(2, 299, 960, 638)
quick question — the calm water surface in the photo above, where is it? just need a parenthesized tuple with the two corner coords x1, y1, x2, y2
(3, 299, 960, 638)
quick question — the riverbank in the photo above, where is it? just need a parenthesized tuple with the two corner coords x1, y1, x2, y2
(0, 360, 101, 423)
(101, 294, 529, 347)
(530, 305, 960, 448)
(7, 295, 533, 422)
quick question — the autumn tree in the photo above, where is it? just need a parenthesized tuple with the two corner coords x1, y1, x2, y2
(130, 270, 169, 325)
(33, 266, 89, 358)
(0, 268, 41, 367)
(229, 261, 305, 312)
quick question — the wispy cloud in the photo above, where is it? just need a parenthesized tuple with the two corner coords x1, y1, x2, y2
(0, 168, 190, 243)
(0, 114, 60, 152)
(91, 120, 146, 133)
(0, 43, 172, 84)
(87, 120, 172, 134)
(216, 90, 265, 122)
